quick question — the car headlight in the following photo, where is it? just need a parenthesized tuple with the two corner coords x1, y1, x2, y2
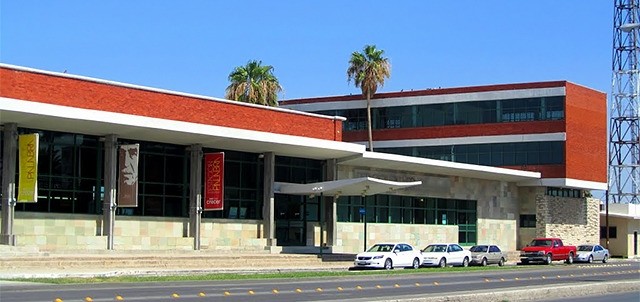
(373, 255, 383, 259)
(537, 251, 545, 255)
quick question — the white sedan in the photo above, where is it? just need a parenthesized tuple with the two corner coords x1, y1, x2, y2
(353, 243, 423, 270)
(421, 243, 472, 268)
(575, 244, 609, 263)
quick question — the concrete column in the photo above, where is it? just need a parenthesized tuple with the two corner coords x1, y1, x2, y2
(324, 159, 338, 247)
(1, 123, 18, 246)
(262, 152, 276, 246)
(102, 134, 118, 250)
(189, 144, 203, 250)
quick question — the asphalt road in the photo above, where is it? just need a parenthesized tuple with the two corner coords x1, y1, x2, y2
(1, 261, 638, 302)
(541, 291, 640, 302)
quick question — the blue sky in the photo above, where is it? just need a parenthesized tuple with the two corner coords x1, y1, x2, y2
(1, 1, 612, 100)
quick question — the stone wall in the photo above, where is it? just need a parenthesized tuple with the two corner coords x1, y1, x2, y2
(334, 222, 458, 253)
(536, 194, 599, 246)
(2, 212, 268, 251)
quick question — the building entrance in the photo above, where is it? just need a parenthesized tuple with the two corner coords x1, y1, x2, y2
(274, 194, 318, 246)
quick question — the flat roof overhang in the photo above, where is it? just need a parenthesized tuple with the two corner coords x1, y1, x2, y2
(518, 178, 607, 191)
(338, 151, 541, 183)
(1, 98, 542, 185)
(274, 177, 422, 196)
(0, 97, 365, 160)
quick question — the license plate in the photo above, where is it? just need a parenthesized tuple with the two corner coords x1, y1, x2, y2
(358, 261, 369, 265)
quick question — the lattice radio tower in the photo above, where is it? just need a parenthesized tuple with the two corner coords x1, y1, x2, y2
(610, 0, 640, 205)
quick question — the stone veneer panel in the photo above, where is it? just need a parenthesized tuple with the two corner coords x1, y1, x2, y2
(336, 222, 457, 253)
(536, 194, 599, 246)
(1, 212, 268, 251)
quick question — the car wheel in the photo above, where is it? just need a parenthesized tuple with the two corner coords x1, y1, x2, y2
(566, 253, 574, 264)
(498, 257, 505, 267)
(462, 257, 469, 267)
(384, 258, 393, 270)
(545, 254, 553, 265)
(587, 255, 593, 264)
(438, 258, 446, 268)
(411, 258, 420, 269)
(521, 259, 529, 265)
(481, 257, 488, 266)
(602, 255, 608, 263)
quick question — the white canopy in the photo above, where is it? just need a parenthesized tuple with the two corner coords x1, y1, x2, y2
(274, 177, 422, 197)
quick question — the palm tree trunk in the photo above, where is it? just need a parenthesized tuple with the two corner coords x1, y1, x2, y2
(366, 93, 373, 151)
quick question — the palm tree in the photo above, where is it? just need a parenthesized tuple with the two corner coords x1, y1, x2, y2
(225, 60, 283, 107)
(347, 45, 391, 151)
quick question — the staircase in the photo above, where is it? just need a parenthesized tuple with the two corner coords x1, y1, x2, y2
(0, 245, 352, 277)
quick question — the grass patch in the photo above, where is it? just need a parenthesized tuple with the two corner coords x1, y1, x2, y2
(2, 265, 524, 285)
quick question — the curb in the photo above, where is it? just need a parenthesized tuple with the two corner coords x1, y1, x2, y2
(376, 280, 640, 302)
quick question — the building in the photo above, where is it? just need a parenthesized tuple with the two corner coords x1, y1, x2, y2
(601, 204, 640, 258)
(0, 64, 604, 254)
(281, 81, 608, 250)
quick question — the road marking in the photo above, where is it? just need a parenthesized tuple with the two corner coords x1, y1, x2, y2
(84, 297, 93, 302)
(54, 299, 63, 302)
(375, 285, 382, 289)
(248, 290, 255, 295)
(115, 295, 124, 301)
(272, 289, 279, 294)
(316, 287, 324, 292)
(171, 293, 179, 298)
(394, 283, 400, 288)
(198, 292, 205, 297)
(223, 291, 231, 296)
(415, 282, 421, 287)
(356, 285, 363, 290)
(337, 287, 344, 291)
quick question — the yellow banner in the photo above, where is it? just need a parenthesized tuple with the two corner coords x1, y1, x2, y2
(18, 133, 39, 203)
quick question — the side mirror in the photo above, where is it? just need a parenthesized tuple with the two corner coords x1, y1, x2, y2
(393, 249, 400, 253)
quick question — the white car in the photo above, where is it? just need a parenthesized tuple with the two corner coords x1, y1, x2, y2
(575, 244, 609, 263)
(353, 243, 423, 270)
(421, 243, 472, 268)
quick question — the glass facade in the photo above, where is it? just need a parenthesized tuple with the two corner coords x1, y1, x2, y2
(545, 187, 583, 198)
(378, 141, 564, 166)
(15, 129, 103, 214)
(117, 140, 188, 217)
(337, 195, 477, 245)
(202, 149, 263, 220)
(10, 128, 267, 220)
(316, 96, 564, 131)
(274, 156, 323, 246)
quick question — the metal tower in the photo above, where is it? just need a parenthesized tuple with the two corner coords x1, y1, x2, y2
(610, 0, 640, 205)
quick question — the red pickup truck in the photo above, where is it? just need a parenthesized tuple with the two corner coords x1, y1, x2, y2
(520, 238, 577, 265)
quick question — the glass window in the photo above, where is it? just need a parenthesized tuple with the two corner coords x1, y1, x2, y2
(519, 214, 536, 228)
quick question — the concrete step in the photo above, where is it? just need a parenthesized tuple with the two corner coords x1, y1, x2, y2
(0, 252, 334, 270)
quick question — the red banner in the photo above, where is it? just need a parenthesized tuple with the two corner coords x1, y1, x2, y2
(204, 152, 224, 211)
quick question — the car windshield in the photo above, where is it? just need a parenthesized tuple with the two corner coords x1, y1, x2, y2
(470, 245, 488, 252)
(422, 245, 447, 253)
(367, 244, 395, 253)
(529, 239, 552, 247)
(578, 245, 594, 251)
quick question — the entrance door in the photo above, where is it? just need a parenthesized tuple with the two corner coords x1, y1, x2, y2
(274, 194, 318, 246)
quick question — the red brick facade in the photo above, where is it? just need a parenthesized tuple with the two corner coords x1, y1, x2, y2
(564, 83, 607, 183)
(285, 81, 608, 184)
(0, 67, 343, 141)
